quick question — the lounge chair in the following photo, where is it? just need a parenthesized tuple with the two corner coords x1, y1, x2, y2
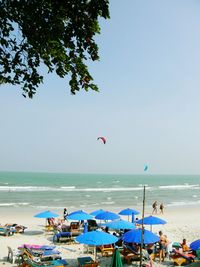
(170, 248, 195, 266)
(7, 246, 21, 263)
(87, 220, 98, 231)
(70, 222, 81, 233)
(120, 245, 141, 264)
(18, 256, 68, 267)
(99, 244, 114, 257)
(0, 226, 15, 236)
(21, 246, 61, 262)
(77, 256, 98, 267)
(5, 223, 27, 233)
(53, 232, 77, 244)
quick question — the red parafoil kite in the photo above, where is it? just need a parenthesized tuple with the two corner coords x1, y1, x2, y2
(97, 137, 106, 144)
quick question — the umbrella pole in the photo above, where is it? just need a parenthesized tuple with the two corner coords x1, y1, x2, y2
(140, 185, 146, 267)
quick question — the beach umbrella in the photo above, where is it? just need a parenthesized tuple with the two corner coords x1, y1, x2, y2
(122, 228, 159, 244)
(190, 239, 200, 251)
(68, 209, 82, 215)
(34, 210, 59, 228)
(76, 230, 118, 261)
(104, 219, 135, 230)
(111, 248, 123, 267)
(76, 230, 118, 246)
(136, 215, 167, 225)
(119, 208, 140, 222)
(34, 210, 59, 218)
(95, 211, 120, 221)
(90, 209, 105, 216)
(67, 210, 94, 220)
(119, 208, 140, 216)
(136, 215, 167, 231)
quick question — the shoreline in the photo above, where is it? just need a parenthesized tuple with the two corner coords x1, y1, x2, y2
(0, 203, 200, 216)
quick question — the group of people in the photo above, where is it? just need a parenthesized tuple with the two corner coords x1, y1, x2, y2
(157, 231, 191, 263)
(152, 201, 164, 214)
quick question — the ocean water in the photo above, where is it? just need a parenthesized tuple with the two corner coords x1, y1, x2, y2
(0, 172, 199, 212)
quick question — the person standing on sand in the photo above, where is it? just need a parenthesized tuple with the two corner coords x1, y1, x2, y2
(158, 231, 168, 262)
(63, 208, 68, 221)
(152, 201, 157, 214)
(160, 203, 164, 214)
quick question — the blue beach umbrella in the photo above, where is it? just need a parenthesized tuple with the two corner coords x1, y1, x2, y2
(104, 219, 135, 230)
(76, 230, 118, 261)
(119, 208, 140, 222)
(136, 216, 167, 225)
(95, 211, 120, 221)
(190, 239, 200, 251)
(34, 210, 59, 218)
(90, 209, 105, 216)
(67, 210, 93, 220)
(122, 228, 160, 244)
(68, 210, 82, 215)
(76, 230, 118, 246)
(119, 208, 140, 216)
(136, 215, 166, 231)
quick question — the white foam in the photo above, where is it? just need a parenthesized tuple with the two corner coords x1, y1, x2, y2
(168, 200, 200, 207)
(101, 201, 115, 205)
(0, 186, 149, 192)
(159, 184, 199, 189)
(0, 202, 29, 207)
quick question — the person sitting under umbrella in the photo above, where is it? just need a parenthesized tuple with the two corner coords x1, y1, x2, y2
(181, 239, 192, 253)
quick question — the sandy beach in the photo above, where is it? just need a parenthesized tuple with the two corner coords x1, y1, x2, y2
(0, 205, 199, 267)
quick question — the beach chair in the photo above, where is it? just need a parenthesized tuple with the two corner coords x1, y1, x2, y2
(0, 226, 15, 236)
(87, 220, 98, 231)
(22, 246, 61, 262)
(19, 256, 68, 267)
(5, 223, 27, 233)
(77, 256, 98, 267)
(53, 232, 74, 244)
(99, 244, 114, 257)
(150, 243, 160, 261)
(170, 248, 195, 266)
(83, 245, 94, 254)
(7, 246, 21, 263)
(70, 222, 80, 233)
(120, 246, 141, 264)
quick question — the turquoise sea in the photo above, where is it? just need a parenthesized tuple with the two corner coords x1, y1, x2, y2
(0, 172, 199, 212)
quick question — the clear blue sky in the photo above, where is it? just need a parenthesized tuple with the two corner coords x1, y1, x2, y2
(1, 0, 200, 174)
